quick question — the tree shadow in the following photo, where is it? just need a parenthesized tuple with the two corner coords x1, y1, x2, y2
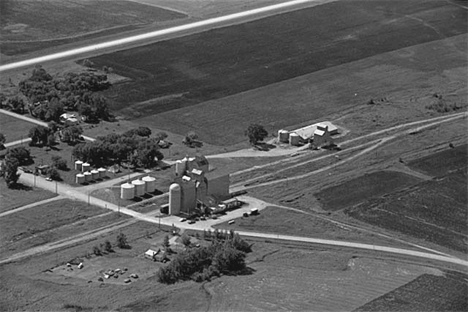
(10, 183, 33, 191)
(254, 142, 276, 151)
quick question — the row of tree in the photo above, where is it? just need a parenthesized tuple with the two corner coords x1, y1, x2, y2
(0, 146, 32, 188)
(157, 231, 251, 284)
(72, 127, 163, 168)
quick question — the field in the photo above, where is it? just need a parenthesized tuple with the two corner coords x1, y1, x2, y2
(0, 199, 112, 257)
(86, 0, 467, 145)
(354, 271, 468, 312)
(346, 169, 467, 253)
(0, 181, 57, 213)
(0, 0, 186, 55)
(314, 171, 423, 211)
(408, 144, 467, 177)
(0, 112, 34, 143)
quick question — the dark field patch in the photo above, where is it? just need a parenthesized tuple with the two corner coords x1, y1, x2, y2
(315, 171, 422, 211)
(0, 0, 186, 55)
(408, 144, 467, 177)
(354, 272, 468, 312)
(346, 169, 468, 253)
(89, 0, 467, 118)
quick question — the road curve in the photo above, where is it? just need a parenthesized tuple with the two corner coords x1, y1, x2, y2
(237, 231, 468, 267)
(0, 0, 335, 72)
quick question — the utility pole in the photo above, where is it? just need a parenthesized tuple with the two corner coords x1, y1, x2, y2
(55, 180, 58, 194)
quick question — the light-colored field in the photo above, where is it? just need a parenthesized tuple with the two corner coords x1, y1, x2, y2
(0, 111, 34, 143)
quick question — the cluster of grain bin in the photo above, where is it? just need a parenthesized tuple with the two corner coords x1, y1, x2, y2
(289, 133, 301, 146)
(74, 160, 107, 184)
(120, 176, 157, 199)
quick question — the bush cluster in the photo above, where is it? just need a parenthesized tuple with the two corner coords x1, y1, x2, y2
(157, 231, 251, 284)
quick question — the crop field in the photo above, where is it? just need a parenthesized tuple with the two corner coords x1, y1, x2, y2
(314, 171, 423, 212)
(0, 181, 57, 213)
(354, 271, 468, 312)
(346, 169, 468, 253)
(0, 112, 34, 143)
(408, 144, 467, 177)
(87, 0, 467, 145)
(0, 0, 186, 55)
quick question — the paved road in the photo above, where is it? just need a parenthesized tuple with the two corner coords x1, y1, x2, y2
(0, 0, 337, 72)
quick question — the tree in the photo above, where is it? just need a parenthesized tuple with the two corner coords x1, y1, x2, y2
(1, 156, 20, 188)
(0, 133, 5, 150)
(93, 245, 103, 256)
(51, 156, 67, 170)
(155, 132, 168, 142)
(163, 235, 170, 251)
(7, 146, 32, 165)
(116, 233, 130, 249)
(183, 131, 200, 147)
(104, 240, 113, 253)
(47, 134, 56, 147)
(136, 126, 152, 137)
(6, 97, 25, 114)
(47, 167, 61, 180)
(245, 124, 268, 145)
(61, 125, 83, 144)
(181, 234, 191, 247)
(28, 125, 50, 146)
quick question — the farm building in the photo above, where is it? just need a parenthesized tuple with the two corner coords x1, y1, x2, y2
(278, 121, 338, 146)
(168, 155, 230, 216)
(314, 124, 334, 148)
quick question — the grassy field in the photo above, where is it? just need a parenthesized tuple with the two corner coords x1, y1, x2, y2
(0, 181, 57, 213)
(346, 169, 467, 253)
(314, 171, 423, 211)
(408, 144, 467, 177)
(0, 112, 34, 143)
(87, 0, 467, 145)
(0, 199, 107, 250)
(0, 0, 186, 55)
(354, 271, 468, 312)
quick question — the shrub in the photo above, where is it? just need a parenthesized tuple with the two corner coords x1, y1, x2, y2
(116, 233, 130, 249)
(104, 240, 113, 253)
(93, 245, 102, 256)
(181, 234, 191, 247)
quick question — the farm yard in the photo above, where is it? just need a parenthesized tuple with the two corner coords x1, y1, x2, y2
(0, 0, 186, 55)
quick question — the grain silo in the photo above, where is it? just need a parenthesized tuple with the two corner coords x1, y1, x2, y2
(132, 179, 146, 196)
(169, 183, 181, 215)
(91, 169, 99, 180)
(278, 130, 290, 143)
(142, 176, 156, 193)
(175, 160, 186, 177)
(75, 173, 85, 184)
(289, 133, 301, 146)
(98, 167, 107, 178)
(74, 160, 83, 171)
(121, 183, 135, 200)
(82, 162, 91, 172)
(84, 171, 92, 182)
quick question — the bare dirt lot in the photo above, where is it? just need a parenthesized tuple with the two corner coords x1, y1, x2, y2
(0, 0, 186, 55)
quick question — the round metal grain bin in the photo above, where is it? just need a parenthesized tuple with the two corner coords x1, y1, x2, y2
(121, 183, 135, 199)
(75, 173, 85, 184)
(132, 179, 146, 196)
(278, 130, 290, 143)
(74, 160, 83, 171)
(84, 171, 92, 182)
(289, 133, 301, 146)
(98, 168, 107, 178)
(82, 162, 91, 172)
(142, 176, 156, 193)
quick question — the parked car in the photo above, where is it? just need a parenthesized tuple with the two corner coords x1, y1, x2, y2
(179, 218, 186, 222)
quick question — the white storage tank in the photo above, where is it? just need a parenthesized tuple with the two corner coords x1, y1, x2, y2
(289, 133, 301, 146)
(169, 183, 181, 215)
(91, 169, 99, 180)
(175, 160, 186, 177)
(82, 162, 91, 172)
(278, 130, 290, 143)
(98, 167, 107, 178)
(121, 183, 135, 200)
(132, 179, 146, 196)
(75, 173, 85, 184)
(84, 171, 92, 182)
(142, 176, 156, 193)
(74, 160, 83, 171)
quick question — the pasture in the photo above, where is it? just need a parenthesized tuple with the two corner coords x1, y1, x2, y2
(355, 272, 468, 312)
(314, 171, 423, 212)
(0, 112, 34, 143)
(0, 181, 57, 213)
(408, 144, 467, 177)
(346, 169, 467, 253)
(0, 0, 186, 55)
(87, 0, 467, 145)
